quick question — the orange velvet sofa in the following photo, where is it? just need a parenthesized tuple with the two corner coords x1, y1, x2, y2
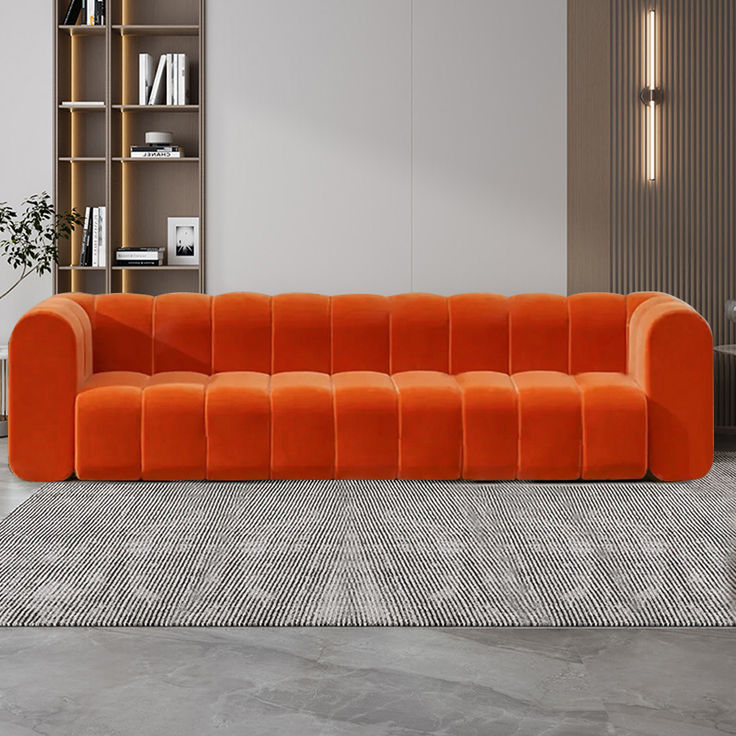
(9, 291, 713, 482)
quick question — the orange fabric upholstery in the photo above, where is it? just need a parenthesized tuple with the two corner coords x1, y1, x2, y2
(9, 297, 91, 481)
(93, 294, 154, 374)
(456, 371, 517, 480)
(270, 372, 333, 478)
(628, 295, 713, 480)
(272, 293, 331, 373)
(393, 371, 462, 479)
(9, 291, 713, 481)
(333, 371, 398, 478)
(575, 372, 647, 479)
(142, 372, 208, 480)
(212, 293, 271, 374)
(513, 371, 582, 480)
(509, 294, 569, 373)
(76, 372, 147, 480)
(331, 294, 390, 373)
(390, 294, 449, 373)
(154, 293, 212, 374)
(206, 372, 271, 480)
(449, 294, 509, 374)
(568, 293, 627, 374)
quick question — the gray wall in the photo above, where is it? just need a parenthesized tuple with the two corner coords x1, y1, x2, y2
(0, 4, 54, 342)
(207, 0, 567, 297)
(0, 0, 566, 340)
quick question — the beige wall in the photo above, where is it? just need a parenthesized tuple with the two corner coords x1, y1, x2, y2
(0, 3, 53, 342)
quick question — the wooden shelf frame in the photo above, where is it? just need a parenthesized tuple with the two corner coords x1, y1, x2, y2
(53, 0, 205, 296)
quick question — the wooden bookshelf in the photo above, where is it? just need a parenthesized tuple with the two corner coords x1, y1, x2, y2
(53, 0, 205, 296)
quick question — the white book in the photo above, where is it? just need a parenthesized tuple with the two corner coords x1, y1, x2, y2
(148, 55, 167, 105)
(91, 208, 99, 267)
(177, 53, 188, 105)
(98, 206, 106, 267)
(166, 53, 174, 105)
(130, 150, 183, 158)
(139, 53, 154, 105)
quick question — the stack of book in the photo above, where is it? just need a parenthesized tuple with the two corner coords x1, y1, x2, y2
(140, 54, 189, 106)
(115, 247, 165, 267)
(130, 144, 183, 159)
(62, 0, 105, 26)
(79, 206, 106, 267)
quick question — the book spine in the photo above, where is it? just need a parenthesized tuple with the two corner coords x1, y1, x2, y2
(177, 54, 186, 106)
(166, 54, 173, 105)
(99, 0, 105, 25)
(116, 247, 164, 253)
(88, 0, 95, 26)
(81, 0, 86, 26)
(130, 151, 183, 158)
(99, 206, 106, 267)
(139, 54, 146, 105)
(116, 261, 164, 267)
(115, 254, 163, 260)
(91, 208, 99, 267)
(79, 207, 91, 266)
(62, 0, 82, 25)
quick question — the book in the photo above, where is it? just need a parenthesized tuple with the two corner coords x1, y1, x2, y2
(81, 0, 86, 26)
(116, 246, 163, 253)
(97, 0, 105, 25)
(116, 260, 164, 267)
(87, 0, 95, 25)
(80, 207, 91, 266)
(130, 145, 181, 152)
(92, 208, 99, 267)
(61, 101, 104, 107)
(177, 54, 188, 106)
(62, 0, 82, 25)
(139, 53, 154, 105)
(98, 206, 106, 267)
(116, 253, 163, 260)
(130, 151, 184, 158)
(148, 55, 167, 105)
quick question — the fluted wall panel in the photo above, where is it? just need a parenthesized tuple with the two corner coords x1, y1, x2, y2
(611, 0, 736, 429)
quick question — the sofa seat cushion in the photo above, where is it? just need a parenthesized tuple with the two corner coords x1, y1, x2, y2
(270, 372, 334, 479)
(206, 372, 271, 480)
(575, 372, 647, 479)
(512, 371, 582, 480)
(392, 371, 462, 479)
(142, 372, 209, 480)
(455, 371, 517, 480)
(76, 372, 148, 480)
(333, 371, 398, 479)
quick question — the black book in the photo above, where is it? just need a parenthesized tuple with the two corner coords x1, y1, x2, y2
(116, 246, 163, 252)
(117, 260, 163, 267)
(62, 0, 82, 25)
(80, 207, 91, 266)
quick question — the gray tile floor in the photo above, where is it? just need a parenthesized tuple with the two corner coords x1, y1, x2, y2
(1, 437, 734, 736)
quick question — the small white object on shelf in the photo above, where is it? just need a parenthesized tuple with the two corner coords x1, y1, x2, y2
(61, 101, 104, 107)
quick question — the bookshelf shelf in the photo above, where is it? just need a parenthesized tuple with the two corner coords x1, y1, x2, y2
(59, 25, 106, 35)
(114, 25, 199, 37)
(113, 157, 200, 163)
(59, 157, 105, 162)
(114, 104, 199, 113)
(54, 0, 205, 297)
(112, 266, 200, 271)
(59, 266, 107, 271)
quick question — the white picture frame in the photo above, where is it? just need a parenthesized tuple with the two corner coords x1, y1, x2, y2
(167, 217, 199, 266)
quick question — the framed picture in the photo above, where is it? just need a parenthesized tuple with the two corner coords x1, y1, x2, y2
(167, 217, 199, 265)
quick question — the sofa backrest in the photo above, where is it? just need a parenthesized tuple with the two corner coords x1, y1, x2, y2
(58, 291, 666, 376)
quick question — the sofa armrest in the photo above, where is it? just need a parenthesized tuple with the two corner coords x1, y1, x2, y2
(628, 294, 713, 480)
(9, 296, 93, 481)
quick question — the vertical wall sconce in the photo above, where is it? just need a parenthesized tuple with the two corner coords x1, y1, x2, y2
(640, 9, 663, 181)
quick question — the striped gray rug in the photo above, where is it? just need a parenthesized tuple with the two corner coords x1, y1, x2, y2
(1, 455, 735, 626)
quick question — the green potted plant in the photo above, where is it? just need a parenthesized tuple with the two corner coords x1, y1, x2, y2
(0, 192, 84, 437)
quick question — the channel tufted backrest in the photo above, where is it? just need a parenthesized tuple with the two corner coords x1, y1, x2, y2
(56, 291, 667, 376)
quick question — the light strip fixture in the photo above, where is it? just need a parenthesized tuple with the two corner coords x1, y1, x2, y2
(640, 9, 662, 180)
